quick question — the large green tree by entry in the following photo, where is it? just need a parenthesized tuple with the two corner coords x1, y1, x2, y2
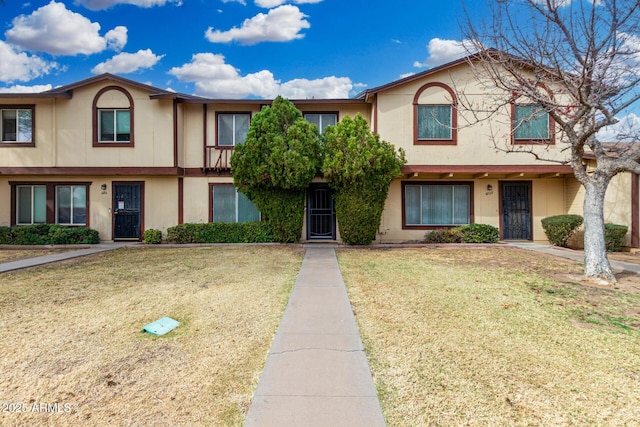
(322, 114, 406, 245)
(230, 96, 322, 243)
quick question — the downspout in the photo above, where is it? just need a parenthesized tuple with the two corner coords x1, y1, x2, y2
(203, 104, 207, 169)
(632, 173, 639, 248)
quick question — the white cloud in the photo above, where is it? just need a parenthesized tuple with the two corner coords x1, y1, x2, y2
(105, 27, 128, 51)
(415, 38, 476, 68)
(92, 49, 165, 74)
(597, 113, 640, 142)
(255, 0, 322, 7)
(0, 84, 53, 93)
(169, 52, 353, 99)
(5, 1, 128, 55)
(222, 0, 247, 4)
(75, 0, 182, 11)
(0, 41, 57, 83)
(279, 77, 352, 99)
(205, 5, 309, 45)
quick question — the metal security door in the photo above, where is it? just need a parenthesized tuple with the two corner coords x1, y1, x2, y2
(307, 184, 336, 240)
(113, 183, 142, 240)
(501, 182, 532, 240)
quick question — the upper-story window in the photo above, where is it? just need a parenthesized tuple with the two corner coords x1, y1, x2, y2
(413, 83, 457, 145)
(304, 113, 337, 134)
(93, 86, 134, 147)
(512, 104, 553, 143)
(217, 113, 251, 147)
(99, 110, 130, 142)
(1, 105, 34, 146)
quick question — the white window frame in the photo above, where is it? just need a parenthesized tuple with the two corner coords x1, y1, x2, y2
(304, 113, 337, 134)
(217, 113, 251, 147)
(16, 185, 46, 225)
(1, 107, 33, 143)
(98, 109, 131, 143)
(55, 185, 87, 226)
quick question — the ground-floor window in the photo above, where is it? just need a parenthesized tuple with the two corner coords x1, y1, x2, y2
(56, 185, 87, 225)
(403, 181, 473, 227)
(12, 182, 90, 226)
(16, 185, 46, 225)
(210, 184, 260, 223)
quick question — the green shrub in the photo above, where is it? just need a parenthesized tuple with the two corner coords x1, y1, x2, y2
(455, 224, 500, 243)
(322, 114, 405, 245)
(604, 223, 628, 252)
(424, 229, 463, 243)
(48, 225, 100, 244)
(143, 229, 163, 244)
(0, 224, 99, 245)
(166, 222, 273, 244)
(541, 214, 583, 247)
(333, 187, 387, 245)
(0, 226, 13, 243)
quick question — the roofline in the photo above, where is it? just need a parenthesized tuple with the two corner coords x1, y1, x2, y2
(39, 73, 191, 99)
(175, 97, 368, 105)
(356, 51, 485, 101)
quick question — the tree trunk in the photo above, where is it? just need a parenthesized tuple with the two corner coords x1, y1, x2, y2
(582, 179, 616, 283)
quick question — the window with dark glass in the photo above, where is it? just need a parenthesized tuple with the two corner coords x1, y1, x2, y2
(99, 109, 131, 142)
(514, 104, 550, 140)
(211, 185, 260, 223)
(218, 113, 250, 146)
(1, 107, 33, 143)
(16, 185, 46, 225)
(304, 113, 337, 134)
(56, 185, 87, 225)
(405, 184, 470, 226)
(417, 105, 452, 140)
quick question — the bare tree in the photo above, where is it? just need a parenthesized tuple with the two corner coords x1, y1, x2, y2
(462, 0, 640, 283)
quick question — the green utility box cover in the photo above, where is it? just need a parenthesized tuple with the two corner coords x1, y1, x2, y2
(142, 317, 180, 336)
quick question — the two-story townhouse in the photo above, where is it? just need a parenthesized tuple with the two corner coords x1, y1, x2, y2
(359, 56, 638, 247)
(1, 56, 637, 247)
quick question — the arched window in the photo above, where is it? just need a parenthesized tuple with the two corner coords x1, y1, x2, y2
(413, 82, 457, 145)
(93, 86, 134, 147)
(511, 85, 555, 144)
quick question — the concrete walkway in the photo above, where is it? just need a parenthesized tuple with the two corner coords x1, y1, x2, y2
(244, 246, 386, 427)
(505, 241, 640, 274)
(0, 243, 131, 273)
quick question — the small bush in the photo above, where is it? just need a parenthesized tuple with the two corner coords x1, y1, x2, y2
(604, 223, 628, 252)
(456, 224, 500, 243)
(424, 229, 463, 243)
(0, 224, 99, 245)
(143, 229, 163, 244)
(48, 225, 100, 244)
(541, 214, 583, 247)
(166, 222, 273, 244)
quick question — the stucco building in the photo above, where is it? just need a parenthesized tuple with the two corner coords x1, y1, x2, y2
(1, 55, 636, 246)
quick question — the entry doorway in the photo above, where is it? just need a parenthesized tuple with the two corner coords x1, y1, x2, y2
(307, 184, 336, 240)
(113, 182, 143, 241)
(500, 181, 532, 240)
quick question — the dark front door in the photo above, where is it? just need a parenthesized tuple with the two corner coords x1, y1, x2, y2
(501, 181, 532, 240)
(113, 183, 142, 240)
(307, 184, 336, 240)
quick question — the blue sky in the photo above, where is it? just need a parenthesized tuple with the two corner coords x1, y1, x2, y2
(0, 0, 486, 98)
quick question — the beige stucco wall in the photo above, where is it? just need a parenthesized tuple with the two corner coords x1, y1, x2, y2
(566, 170, 633, 248)
(378, 177, 565, 244)
(0, 176, 178, 241)
(0, 82, 175, 169)
(374, 65, 570, 167)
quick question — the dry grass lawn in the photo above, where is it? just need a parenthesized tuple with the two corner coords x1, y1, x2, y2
(0, 246, 303, 426)
(0, 249, 71, 263)
(338, 247, 640, 427)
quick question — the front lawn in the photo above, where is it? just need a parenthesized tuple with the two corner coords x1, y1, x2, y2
(338, 247, 640, 426)
(0, 246, 303, 426)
